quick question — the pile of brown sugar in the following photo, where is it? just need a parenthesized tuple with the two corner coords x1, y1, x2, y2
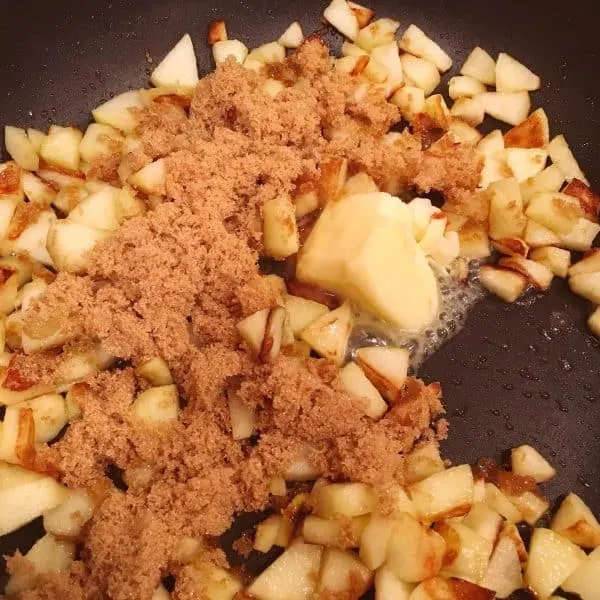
(7, 39, 481, 600)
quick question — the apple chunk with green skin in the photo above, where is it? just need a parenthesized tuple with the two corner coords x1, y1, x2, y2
(296, 192, 439, 332)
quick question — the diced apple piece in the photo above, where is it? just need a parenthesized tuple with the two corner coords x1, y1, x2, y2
(0, 462, 68, 535)
(40, 126, 82, 172)
(79, 123, 123, 164)
(342, 172, 378, 196)
(423, 94, 451, 129)
(27, 128, 47, 154)
(520, 166, 564, 208)
(227, 389, 255, 440)
(524, 219, 561, 248)
(135, 357, 173, 386)
(401, 54, 440, 96)
(505, 148, 547, 182)
(498, 256, 554, 291)
(508, 490, 550, 526)
(259, 306, 285, 363)
(386, 512, 446, 582)
(450, 97, 484, 126)
(151, 34, 198, 89)
(263, 195, 299, 259)
(279, 22, 304, 48)
(437, 521, 492, 583)
(504, 108, 549, 149)
(129, 158, 166, 196)
(529, 247, 570, 278)
(323, 0, 359, 40)
(22, 172, 56, 206)
(551, 493, 600, 549)
(390, 86, 425, 120)
(409, 465, 474, 523)
(478, 129, 504, 156)
(237, 308, 269, 355)
(500, 521, 528, 564)
(339, 362, 387, 419)
(405, 442, 445, 485)
(480, 535, 523, 599)
(207, 20, 227, 45)
(563, 178, 600, 222)
(92, 90, 144, 133)
(355, 345, 409, 403)
(511, 445, 556, 482)
(313, 482, 376, 519)
(355, 18, 400, 52)
(462, 503, 503, 546)
(449, 75, 486, 99)
(285, 295, 329, 337)
(341, 41, 368, 57)
(491, 237, 529, 257)
(479, 153, 512, 189)
(131, 385, 179, 425)
(0, 406, 35, 465)
(300, 301, 353, 366)
(297, 192, 438, 332)
(16, 394, 67, 443)
(488, 178, 526, 239)
(5, 126, 39, 171)
(458, 221, 491, 259)
(413, 578, 494, 600)
(496, 53, 540, 92)
(371, 42, 404, 96)
(588, 307, 600, 337)
(569, 271, 600, 303)
(43, 488, 95, 538)
(247, 541, 323, 600)
(460, 47, 496, 85)
(400, 25, 452, 72)
(558, 217, 600, 251)
(526, 192, 583, 234)
(547, 134, 588, 184)
(448, 120, 483, 145)
(375, 566, 414, 600)
(318, 548, 372, 598)
(347, 1, 374, 27)
(525, 528, 585, 599)
(478, 91, 531, 126)
(213, 39, 249, 64)
(68, 186, 122, 231)
(359, 515, 395, 569)
(562, 546, 600, 599)
(11, 210, 57, 266)
(4, 533, 75, 596)
(484, 483, 523, 522)
(46, 221, 109, 275)
(254, 514, 288, 552)
(303, 514, 368, 548)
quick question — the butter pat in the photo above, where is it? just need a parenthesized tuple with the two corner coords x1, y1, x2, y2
(296, 192, 439, 332)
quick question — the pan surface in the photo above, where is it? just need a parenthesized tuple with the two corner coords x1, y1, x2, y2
(0, 0, 599, 578)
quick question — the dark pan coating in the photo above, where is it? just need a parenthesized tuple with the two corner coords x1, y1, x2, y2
(0, 0, 598, 580)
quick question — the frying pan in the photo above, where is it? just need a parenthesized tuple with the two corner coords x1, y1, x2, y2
(0, 0, 599, 584)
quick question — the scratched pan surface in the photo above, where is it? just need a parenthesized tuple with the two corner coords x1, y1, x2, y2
(0, 0, 599, 583)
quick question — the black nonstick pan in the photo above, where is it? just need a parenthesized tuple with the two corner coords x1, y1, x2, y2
(0, 0, 599, 585)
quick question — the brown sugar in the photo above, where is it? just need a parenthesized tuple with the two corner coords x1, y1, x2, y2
(10, 38, 481, 599)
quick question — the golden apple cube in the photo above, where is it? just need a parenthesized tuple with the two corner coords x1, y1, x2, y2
(374, 566, 414, 600)
(551, 493, 600, 549)
(297, 193, 439, 332)
(562, 547, 600, 599)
